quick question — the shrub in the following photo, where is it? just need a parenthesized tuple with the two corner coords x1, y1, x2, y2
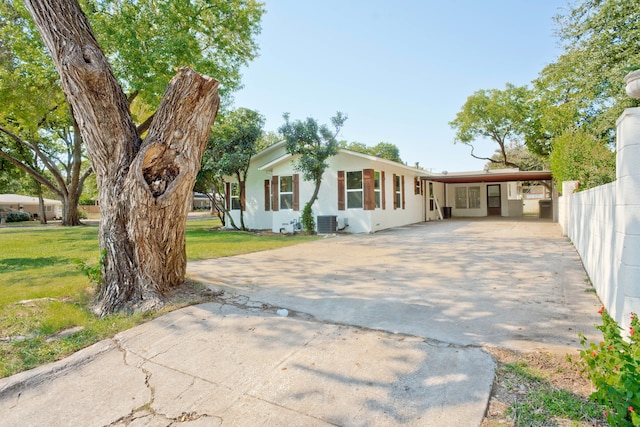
(579, 308, 640, 426)
(3, 211, 31, 222)
(301, 202, 315, 234)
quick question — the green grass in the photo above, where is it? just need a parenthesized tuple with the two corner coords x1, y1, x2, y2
(0, 218, 317, 378)
(503, 361, 605, 426)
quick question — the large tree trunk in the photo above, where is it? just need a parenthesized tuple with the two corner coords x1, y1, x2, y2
(25, 0, 220, 315)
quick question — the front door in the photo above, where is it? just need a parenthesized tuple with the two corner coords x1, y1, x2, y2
(487, 184, 501, 216)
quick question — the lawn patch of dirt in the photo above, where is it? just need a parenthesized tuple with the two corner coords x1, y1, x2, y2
(482, 348, 607, 427)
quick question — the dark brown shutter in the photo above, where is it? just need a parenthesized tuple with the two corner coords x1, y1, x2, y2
(264, 179, 270, 211)
(337, 170, 345, 211)
(393, 174, 397, 209)
(401, 175, 405, 209)
(271, 175, 279, 211)
(293, 174, 300, 211)
(381, 171, 386, 210)
(225, 182, 231, 210)
(240, 181, 246, 211)
(363, 169, 375, 210)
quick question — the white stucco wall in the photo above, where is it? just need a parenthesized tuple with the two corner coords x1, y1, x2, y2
(560, 108, 640, 332)
(564, 183, 617, 311)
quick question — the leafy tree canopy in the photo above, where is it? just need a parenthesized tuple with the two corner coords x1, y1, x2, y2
(533, 0, 640, 146)
(449, 83, 533, 169)
(86, 0, 265, 113)
(549, 128, 615, 190)
(279, 112, 347, 186)
(208, 108, 265, 178)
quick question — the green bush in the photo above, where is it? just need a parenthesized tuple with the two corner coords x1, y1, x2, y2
(301, 202, 315, 234)
(3, 211, 30, 222)
(579, 308, 640, 426)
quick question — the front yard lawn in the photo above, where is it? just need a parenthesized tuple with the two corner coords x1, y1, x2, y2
(0, 218, 317, 378)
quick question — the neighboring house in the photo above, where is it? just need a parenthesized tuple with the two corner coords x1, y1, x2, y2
(0, 194, 62, 221)
(192, 192, 212, 211)
(222, 142, 554, 233)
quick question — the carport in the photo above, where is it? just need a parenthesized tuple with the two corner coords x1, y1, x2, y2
(421, 169, 554, 220)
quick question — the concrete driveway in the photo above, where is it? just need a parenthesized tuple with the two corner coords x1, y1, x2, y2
(189, 218, 602, 353)
(1, 218, 603, 427)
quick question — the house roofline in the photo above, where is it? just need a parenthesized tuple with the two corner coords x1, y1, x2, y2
(255, 144, 431, 176)
(423, 170, 552, 184)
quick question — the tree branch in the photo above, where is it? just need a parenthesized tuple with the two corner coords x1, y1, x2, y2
(0, 148, 64, 198)
(136, 112, 156, 136)
(467, 144, 522, 169)
(0, 125, 68, 192)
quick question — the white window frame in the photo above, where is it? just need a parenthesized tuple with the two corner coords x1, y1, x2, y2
(455, 187, 467, 209)
(374, 171, 381, 209)
(230, 183, 241, 210)
(468, 186, 481, 209)
(279, 176, 293, 210)
(346, 171, 363, 209)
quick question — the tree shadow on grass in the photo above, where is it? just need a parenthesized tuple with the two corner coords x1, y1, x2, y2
(0, 257, 65, 272)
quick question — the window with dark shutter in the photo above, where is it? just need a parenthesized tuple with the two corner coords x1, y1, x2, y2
(337, 171, 345, 210)
(240, 181, 246, 211)
(271, 175, 279, 211)
(393, 174, 398, 209)
(381, 171, 386, 209)
(401, 175, 405, 209)
(363, 169, 375, 210)
(264, 179, 270, 211)
(293, 174, 300, 211)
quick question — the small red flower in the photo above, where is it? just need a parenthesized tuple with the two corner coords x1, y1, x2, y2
(598, 306, 604, 315)
(631, 313, 637, 320)
(631, 326, 635, 335)
(608, 345, 613, 350)
(629, 406, 635, 413)
(592, 351, 597, 357)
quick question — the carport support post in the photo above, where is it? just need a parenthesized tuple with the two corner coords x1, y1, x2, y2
(614, 108, 640, 331)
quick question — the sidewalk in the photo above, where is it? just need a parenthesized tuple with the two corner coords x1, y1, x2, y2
(0, 219, 602, 426)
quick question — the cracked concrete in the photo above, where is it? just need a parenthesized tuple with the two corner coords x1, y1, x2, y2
(0, 219, 602, 426)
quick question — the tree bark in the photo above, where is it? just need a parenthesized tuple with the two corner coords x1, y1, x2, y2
(25, 0, 219, 315)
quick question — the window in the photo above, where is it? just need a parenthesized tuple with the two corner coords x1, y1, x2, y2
(230, 183, 242, 210)
(455, 186, 482, 209)
(429, 183, 434, 211)
(395, 175, 402, 209)
(374, 171, 381, 208)
(455, 187, 467, 209)
(280, 176, 293, 209)
(468, 186, 481, 209)
(347, 171, 363, 209)
(46, 206, 52, 212)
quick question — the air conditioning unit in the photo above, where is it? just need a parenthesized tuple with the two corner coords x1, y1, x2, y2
(316, 215, 337, 233)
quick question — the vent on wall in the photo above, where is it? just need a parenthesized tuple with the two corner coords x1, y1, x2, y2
(317, 215, 337, 234)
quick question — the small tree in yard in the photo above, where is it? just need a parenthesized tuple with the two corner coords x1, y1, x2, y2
(279, 112, 347, 233)
(25, 0, 220, 315)
(206, 108, 264, 230)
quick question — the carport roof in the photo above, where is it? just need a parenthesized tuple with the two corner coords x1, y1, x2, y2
(423, 170, 552, 184)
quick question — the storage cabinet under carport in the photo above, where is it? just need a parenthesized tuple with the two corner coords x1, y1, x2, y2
(539, 200, 552, 219)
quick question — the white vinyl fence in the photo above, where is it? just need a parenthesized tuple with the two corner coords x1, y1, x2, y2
(559, 108, 640, 333)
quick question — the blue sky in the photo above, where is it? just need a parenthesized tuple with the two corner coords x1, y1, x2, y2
(232, 1, 568, 172)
